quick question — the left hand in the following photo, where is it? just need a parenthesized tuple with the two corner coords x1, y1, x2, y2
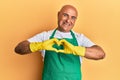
(57, 39, 75, 54)
(58, 39, 86, 56)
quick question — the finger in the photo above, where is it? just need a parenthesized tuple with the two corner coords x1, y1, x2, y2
(59, 39, 66, 45)
(52, 38, 61, 46)
(46, 38, 58, 45)
(53, 38, 59, 44)
(57, 50, 64, 53)
(47, 48, 58, 52)
(57, 41, 62, 46)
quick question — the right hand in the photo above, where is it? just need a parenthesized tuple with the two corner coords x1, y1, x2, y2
(30, 38, 59, 52)
(42, 38, 59, 52)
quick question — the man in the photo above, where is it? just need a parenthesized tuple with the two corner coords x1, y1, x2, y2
(15, 5, 105, 80)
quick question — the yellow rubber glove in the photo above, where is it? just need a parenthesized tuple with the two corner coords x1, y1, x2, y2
(29, 38, 59, 52)
(58, 39, 86, 57)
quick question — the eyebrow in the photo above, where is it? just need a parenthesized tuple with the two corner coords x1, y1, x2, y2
(62, 12, 77, 19)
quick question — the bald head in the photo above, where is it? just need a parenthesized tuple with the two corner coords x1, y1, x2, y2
(59, 5, 78, 17)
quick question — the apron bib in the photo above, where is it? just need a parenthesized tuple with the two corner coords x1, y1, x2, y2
(42, 29, 82, 80)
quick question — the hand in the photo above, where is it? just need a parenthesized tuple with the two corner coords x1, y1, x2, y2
(30, 38, 59, 52)
(58, 39, 86, 56)
(42, 38, 59, 52)
(58, 39, 75, 54)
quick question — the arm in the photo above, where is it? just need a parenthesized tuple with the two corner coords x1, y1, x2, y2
(14, 38, 59, 55)
(59, 39, 105, 60)
(14, 40, 32, 55)
(84, 45, 105, 60)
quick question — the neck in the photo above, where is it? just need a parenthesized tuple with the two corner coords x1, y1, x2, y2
(56, 27, 70, 33)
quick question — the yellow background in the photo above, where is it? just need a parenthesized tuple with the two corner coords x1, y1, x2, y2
(0, 0, 120, 80)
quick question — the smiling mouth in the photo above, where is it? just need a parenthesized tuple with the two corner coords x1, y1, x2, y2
(63, 22, 71, 26)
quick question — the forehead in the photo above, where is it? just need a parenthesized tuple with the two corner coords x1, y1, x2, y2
(60, 6, 78, 17)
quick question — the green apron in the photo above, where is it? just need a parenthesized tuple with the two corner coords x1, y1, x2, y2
(42, 29, 82, 80)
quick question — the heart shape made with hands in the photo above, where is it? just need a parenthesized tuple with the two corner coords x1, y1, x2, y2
(49, 38, 86, 56)
(52, 38, 67, 46)
(49, 39, 66, 53)
(30, 38, 73, 53)
(49, 38, 72, 53)
(30, 38, 85, 56)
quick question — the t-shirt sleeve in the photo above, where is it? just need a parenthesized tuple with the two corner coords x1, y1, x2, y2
(27, 31, 48, 42)
(76, 33, 95, 47)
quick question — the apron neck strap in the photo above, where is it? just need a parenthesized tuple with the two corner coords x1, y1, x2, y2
(50, 29, 57, 39)
(50, 29, 78, 46)
(50, 29, 76, 39)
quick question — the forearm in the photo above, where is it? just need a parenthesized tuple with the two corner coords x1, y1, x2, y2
(14, 38, 58, 54)
(84, 45, 105, 60)
(14, 40, 32, 55)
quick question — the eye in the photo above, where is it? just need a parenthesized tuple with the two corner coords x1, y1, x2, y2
(63, 13, 68, 17)
(71, 16, 77, 20)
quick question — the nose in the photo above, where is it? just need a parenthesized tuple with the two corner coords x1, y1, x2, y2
(66, 18, 71, 23)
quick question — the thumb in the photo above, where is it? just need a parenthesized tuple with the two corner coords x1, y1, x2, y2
(59, 39, 66, 44)
(57, 50, 64, 53)
(52, 38, 59, 44)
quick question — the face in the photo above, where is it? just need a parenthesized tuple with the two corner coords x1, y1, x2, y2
(57, 6, 78, 32)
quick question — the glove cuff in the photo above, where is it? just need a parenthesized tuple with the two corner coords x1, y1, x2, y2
(29, 42, 43, 52)
(74, 46, 86, 57)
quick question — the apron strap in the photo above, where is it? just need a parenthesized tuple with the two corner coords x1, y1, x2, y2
(50, 29, 78, 46)
(50, 29, 57, 39)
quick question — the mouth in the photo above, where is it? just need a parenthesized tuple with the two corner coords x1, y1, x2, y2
(63, 22, 71, 27)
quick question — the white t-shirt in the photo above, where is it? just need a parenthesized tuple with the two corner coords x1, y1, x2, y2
(28, 29, 95, 62)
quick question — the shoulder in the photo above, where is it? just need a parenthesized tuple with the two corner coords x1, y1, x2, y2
(27, 29, 55, 42)
(72, 30, 95, 47)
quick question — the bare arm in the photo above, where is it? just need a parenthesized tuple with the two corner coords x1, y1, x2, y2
(14, 40, 32, 55)
(84, 45, 105, 60)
